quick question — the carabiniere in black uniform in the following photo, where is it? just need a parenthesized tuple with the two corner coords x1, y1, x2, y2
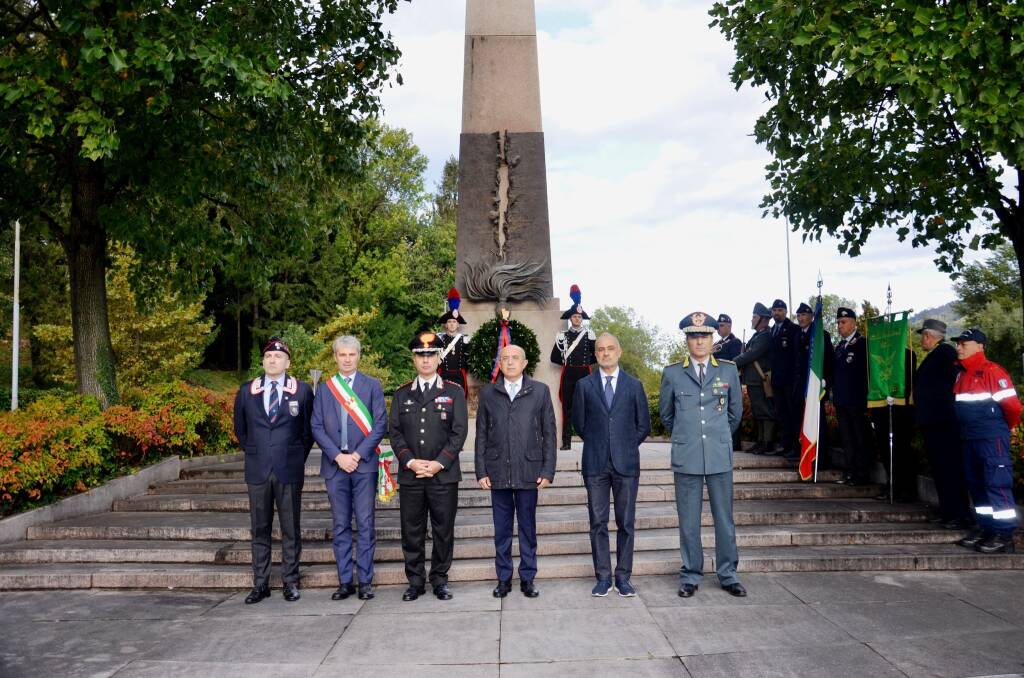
(551, 285, 596, 450)
(438, 287, 471, 397)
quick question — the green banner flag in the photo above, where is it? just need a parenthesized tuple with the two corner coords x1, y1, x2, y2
(866, 311, 910, 407)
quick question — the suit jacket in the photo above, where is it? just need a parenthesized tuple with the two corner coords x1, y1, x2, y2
(833, 332, 868, 408)
(312, 371, 387, 477)
(914, 342, 959, 426)
(734, 328, 771, 386)
(572, 369, 651, 477)
(474, 375, 557, 489)
(769, 317, 800, 387)
(659, 356, 742, 475)
(797, 327, 835, 398)
(389, 378, 468, 485)
(233, 374, 314, 485)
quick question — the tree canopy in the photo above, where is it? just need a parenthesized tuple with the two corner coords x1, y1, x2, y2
(710, 1, 1024, 320)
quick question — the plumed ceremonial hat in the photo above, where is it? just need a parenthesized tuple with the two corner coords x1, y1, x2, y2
(409, 331, 445, 354)
(262, 336, 291, 358)
(560, 284, 590, 320)
(752, 302, 771, 318)
(836, 307, 856, 320)
(796, 302, 813, 314)
(679, 311, 718, 335)
(438, 288, 468, 325)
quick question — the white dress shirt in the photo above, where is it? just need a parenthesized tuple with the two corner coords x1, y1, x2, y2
(505, 376, 524, 400)
(599, 367, 620, 394)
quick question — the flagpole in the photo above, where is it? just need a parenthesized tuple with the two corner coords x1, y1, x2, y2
(814, 275, 823, 483)
(886, 285, 894, 505)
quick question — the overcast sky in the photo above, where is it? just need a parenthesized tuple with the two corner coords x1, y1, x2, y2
(378, 0, 966, 339)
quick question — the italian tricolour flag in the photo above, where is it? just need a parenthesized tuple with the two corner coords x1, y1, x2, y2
(798, 297, 825, 481)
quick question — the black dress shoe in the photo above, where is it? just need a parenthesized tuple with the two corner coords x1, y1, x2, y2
(332, 583, 356, 601)
(957, 528, 990, 548)
(358, 583, 375, 600)
(677, 583, 698, 598)
(402, 585, 426, 601)
(976, 534, 1016, 554)
(493, 580, 512, 598)
(283, 583, 301, 602)
(722, 582, 747, 597)
(433, 583, 453, 600)
(244, 585, 270, 605)
(559, 443, 571, 451)
(520, 580, 539, 598)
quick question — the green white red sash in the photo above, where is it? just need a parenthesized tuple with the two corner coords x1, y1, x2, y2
(324, 373, 396, 503)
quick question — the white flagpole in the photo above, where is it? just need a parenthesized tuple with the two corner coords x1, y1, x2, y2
(813, 274, 823, 483)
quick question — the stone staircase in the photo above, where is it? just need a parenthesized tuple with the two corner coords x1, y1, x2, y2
(1, 443, 1021, 589)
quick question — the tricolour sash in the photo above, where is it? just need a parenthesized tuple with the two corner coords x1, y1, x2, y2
(324, 374, 396, 503)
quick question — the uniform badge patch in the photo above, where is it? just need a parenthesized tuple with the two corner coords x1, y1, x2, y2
(288, 400, 300, 417)
(999, 378, 1009, 388)
(846, 354, 853, 364)
(434, 396, 453, 404)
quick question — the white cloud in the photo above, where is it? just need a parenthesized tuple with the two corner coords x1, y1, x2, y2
(380, 0, 964, 337)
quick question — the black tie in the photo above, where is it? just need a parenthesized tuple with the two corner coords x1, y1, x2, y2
(268, 381, 280, 422)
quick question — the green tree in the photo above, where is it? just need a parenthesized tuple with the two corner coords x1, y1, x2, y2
(711, 2, 1024, 324)
(810, 293, 858, 339)
(0, 0, 405, 406)
(954, 245, 1023, 380)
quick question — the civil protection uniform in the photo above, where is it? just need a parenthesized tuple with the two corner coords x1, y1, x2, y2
(769, 299, 801, 457)
(952, 329, 1021, 551)
(734, 302, 774, 452)
(389, 332, 469, 594)
(659, 312, 744, 589)
(232, 338, 314, 597)
(712, 313, 743, 362)
(438, 288, 471, 396)
(551, 285, 596, 449)
(833, 308, 874, 484)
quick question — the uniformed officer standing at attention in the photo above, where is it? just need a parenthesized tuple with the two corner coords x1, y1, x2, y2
(660, 312, 746, 598)
(551, 284, 597, 450)
(712, 314, 743, 362)
(795, 302, 834, 465)
(769, 299, 800, 460)
(734, 303, 774, 453)
(438, 288, 471, 397)
(233, 337, 314, 604)
(389, 332, 469, 601)
(833, 307, 874, 485)
(952, 328, 1021, 553)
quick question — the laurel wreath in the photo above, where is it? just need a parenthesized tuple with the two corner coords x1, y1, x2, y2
(466, 318, 541, 382)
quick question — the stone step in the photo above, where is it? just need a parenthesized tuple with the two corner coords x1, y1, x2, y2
(0, 524, 972, 566)
(117, 482, 878, 513)
(2, 544, 1021, 590)
(156, 468, 845, 494)
(179, 448, 795, 479)
(26, 500, 932, 543)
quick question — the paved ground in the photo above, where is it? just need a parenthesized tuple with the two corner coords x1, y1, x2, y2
(2, 571, 1024, 677)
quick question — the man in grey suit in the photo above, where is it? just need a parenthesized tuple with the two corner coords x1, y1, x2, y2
(660, 312, 746, 598)
(572, 333, 651, 597)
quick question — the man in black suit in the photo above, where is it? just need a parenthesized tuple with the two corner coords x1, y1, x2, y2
(572, 333, 651, 597)
(389, 331, 469, 601)
(233, 337, 314, 604)
(833, 307, 874, 485)
(769, 299, 800, 459)
(475, 344, 557, 599)
(914, 319, 970, 527)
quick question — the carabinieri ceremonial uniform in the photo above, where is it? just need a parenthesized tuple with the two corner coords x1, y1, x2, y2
(438, 288, 471, 396)
(551, 284, 596, 450)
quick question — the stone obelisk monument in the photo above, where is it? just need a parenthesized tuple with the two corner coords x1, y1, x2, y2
(456, 0, 565, 431)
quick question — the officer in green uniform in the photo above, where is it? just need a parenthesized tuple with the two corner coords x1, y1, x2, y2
(389, 331, 469, 602)
(660, 311, 746, 598)
(734, 302, 775, 453)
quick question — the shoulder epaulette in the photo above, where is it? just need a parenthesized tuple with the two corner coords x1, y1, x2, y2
(666, 361, 682, 368)
(397, 380, 414, 389)
(718, 359, 736, 365)
(443, 379, 462, 389)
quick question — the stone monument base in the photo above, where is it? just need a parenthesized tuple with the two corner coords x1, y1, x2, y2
(458, 298, 567, 437)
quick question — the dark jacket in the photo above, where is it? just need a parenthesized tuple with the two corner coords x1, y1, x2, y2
(914, 342, 959, 426)
(550, 328, 597, 367)
(734, 327, 770, 386)
(796, 326, 834, 398)
(233, 374, 314, 485)
(572, 369, 651, 477)
(770, 317, 800, 387)
(712, 333, 743, 362)
(833, 332, 868, 407)
(474, 376, 557, 489)
(389, 377, 468, 485)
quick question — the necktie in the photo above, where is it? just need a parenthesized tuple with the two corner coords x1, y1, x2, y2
(268, 380, 280, 422)
(509, 382, 519, 400)
(604, 376, 614, 408)
(341, 376, 351, 451)
(698, 363, 705, 385)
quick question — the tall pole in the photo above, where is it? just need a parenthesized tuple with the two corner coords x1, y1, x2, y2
(886, 284, 893, 505)
(784, 217, 793, 313)
(11, 219, 20, 410)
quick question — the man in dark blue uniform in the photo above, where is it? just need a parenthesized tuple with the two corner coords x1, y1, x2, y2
(712, 314, 743, 362)
(438, 288, 471, 397)
(389, 332, 469, 601)
(832, 308, 874, 485)
(551, 285, 597, 450)
(795, 302, 834, 467)
(233, 337, 314, 604)
(769, 299, 800, 460)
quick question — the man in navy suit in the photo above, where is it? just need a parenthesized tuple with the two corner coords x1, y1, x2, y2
(233, 337, 314, 604)
(311, 335, 387, 601)
(572, 333, 651, 597)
